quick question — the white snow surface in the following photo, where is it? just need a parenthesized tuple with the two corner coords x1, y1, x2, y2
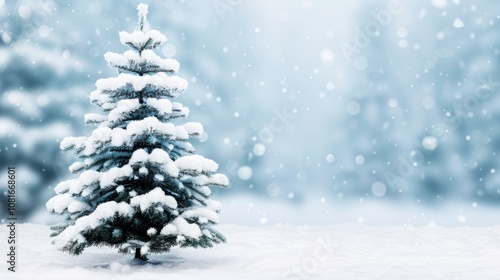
(142, 50, 179, 70)
(60, 136, 86, 150)
(104, 50, 180, 73)
(181, 122, 203, 136)
(160, 217, 202, 239)
(128, 149, 150, 163)
(126, 116, 197, 141)
(2, 223, 500, 279)
(206, 199, 222, 212)
(175, 155, 219, 173)
(172, 101, 190, 116)
(130, 187, 177, 212)
(46, 193, 73, 214)
(137, 3, 148, 18)
(68, 162, 86, 173)
(104, 98, 176, 124)
(84, 113, 107, 124)
(100, 165, 133, 188)
(119, 30, 166, 47)
(63, 117, 199, 157)
(147, 228, 157, 236)
(107, 99, 140, 122)
(46, 193, 89, 214)
(182, 208, 219, 223)
(95, 72, 187, 93)
(53, 169, 101, 196)
(129, 148, 179, 177)
(146, 98, 173, 115)
(192, 173, 229, 187)
(67, 201, 91, 213)
(148, 148, 172, 164)
(56, 202, 133, 244)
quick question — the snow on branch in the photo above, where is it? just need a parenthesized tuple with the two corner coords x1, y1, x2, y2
(90, 84, 188, 110)
(119, 30, 166, 52)
(192, 173, 229, 187)
(60, 136, 86, 151)
(127, 116, 176, 136)
(137, 3, 148, 31)
(130, 187, 177, 212)
(107, 99, 141, 122)
(60, 119, 201, 160)
(160, 217, 202, 239)
(129, 148, 171, 165)
(129, 148, 179, 177)
(175, 155, 219, 173)
(206, 199, 222, 212)
(146, 98, 173, 115)
(104, 50, 179, 74)
(46, 193, 90, 214)
(90, 98, 178, 128)
(57, 201, 134, 244)
(182, 208, 219, 224)
(100, 165, 134, 188)
(180, 122, 203, 137)
(84, 113, 107, 125)
(126, 116, 200, 140)
(96, 73, 187, 93)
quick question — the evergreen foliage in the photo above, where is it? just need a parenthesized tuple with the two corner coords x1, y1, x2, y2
(46, 4, 228, 260)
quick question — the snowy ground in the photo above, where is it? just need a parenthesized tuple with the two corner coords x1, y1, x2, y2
(1, 224, 500, 279)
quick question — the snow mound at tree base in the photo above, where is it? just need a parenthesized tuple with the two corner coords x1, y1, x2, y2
(1, 223, 499, 280)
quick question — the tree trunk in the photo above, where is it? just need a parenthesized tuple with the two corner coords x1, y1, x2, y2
(135, 248, 141, 259)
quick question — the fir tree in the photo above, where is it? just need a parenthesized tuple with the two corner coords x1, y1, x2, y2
(46, 3, 228, 260)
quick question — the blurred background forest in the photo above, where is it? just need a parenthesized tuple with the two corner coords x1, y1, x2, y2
(1, 0, 500, 225)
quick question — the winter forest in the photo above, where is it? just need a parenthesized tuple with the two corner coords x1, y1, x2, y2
(1, 0, 500, 279)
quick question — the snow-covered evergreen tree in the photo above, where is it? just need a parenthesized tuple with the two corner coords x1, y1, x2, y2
(46, 4, 228, 260)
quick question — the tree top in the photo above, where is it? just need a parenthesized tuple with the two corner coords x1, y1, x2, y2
(137, 3, 149, 31)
